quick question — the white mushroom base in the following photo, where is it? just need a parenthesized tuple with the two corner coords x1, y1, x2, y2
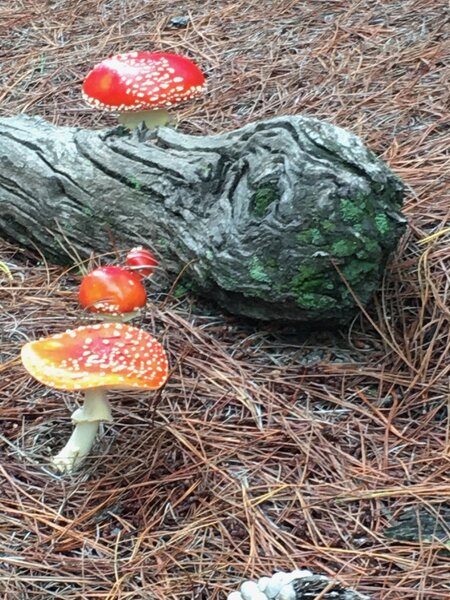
(52, 388, 112, 473)
(227, 569, 370, 600)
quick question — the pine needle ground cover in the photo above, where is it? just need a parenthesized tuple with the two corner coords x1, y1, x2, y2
(1, 1, 449, 598)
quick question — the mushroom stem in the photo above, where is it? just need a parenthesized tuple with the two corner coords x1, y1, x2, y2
(52, 421, 100, 473)
(118, 108, 170, 130)
(93, 310, 141, 323)
(52, 388, 112, 473)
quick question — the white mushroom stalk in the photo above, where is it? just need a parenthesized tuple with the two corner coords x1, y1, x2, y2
(52, 388, 112, 472)
(93, 310, 141, 323)
(118, 108, 170, 130)
(20, 323, 169, 473)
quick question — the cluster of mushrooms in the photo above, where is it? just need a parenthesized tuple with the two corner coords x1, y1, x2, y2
(18, 51, 371, 598)
(21, 49, 208, 472)
(21, 247, 168, 473)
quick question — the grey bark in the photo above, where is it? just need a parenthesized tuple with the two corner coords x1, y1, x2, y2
(0, 114, 406, 325)
(291, 577, 369, 599)
(384, 505, 450, 544)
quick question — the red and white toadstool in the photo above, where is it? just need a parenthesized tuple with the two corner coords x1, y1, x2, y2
(125, 246, 158, 278)
(82, 51, 206, 129)
(78, 265, 147, 321)
(21, 323, 168, 472)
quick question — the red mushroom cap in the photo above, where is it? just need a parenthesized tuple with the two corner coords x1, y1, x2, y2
(21, 323, 168, 391)
(125, 246, 158, 277)
(79, 265, 147, 315)
(82, 51, 206, 112)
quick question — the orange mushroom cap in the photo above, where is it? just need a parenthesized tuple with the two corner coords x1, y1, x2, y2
(21, 323, 168, 391)
(79, 265, 147, 315)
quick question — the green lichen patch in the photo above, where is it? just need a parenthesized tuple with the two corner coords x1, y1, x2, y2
(82, 205, 94, 219)
(128, 175, 143, 191)
(251, 182, 279, 218)
(356, 236, 381, 258)
(296, 292, 338, 310)
(353, 190, 370, 203)
(249, 256, 271, 283)
(290, 264, 328, 293)
(331, 239, 359, 257)
(340, 198, 366, 223)
(375, 213, 391, 235)
(342, 260, 377, 285)
(296, 228, 325, 245)
(198, 162, 213, 179)
(322, 220, 337, 233)
(289, 264, 337, 310)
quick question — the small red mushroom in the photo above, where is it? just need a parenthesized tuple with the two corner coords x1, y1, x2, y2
(79, 265, 147, 321)
(125, 246, 158, 278)
(82, 51, 206, 129)
(21, 322, 169, 472)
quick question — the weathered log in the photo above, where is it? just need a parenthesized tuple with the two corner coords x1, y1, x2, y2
(384, 505, 450, 544)
(0, 114, 406, 325)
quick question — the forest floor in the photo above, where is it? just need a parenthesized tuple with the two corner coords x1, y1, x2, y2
(1, 1, 449, 599)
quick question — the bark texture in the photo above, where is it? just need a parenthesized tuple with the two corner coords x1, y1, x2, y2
(291, 577, 369, 599)
(0, 114, 406, 325)
(384, 505, 450, 543)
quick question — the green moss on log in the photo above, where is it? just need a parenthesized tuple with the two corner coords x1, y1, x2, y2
(251, 182, 279, 217)
(296, 228, 325, 245)
(296, 292, 338, 310)
(249, 256, 271, 283)
(340, 198, 366, 223)
(331, 239, 360, 257)
(342, 260, 377, 284)
(289, 265, 337, 310)
(375, 213, 391, 235)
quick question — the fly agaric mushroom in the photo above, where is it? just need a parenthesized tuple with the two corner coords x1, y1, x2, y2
(125, 246, 158, 278)
(79, 265, 147, 321)
(82, 51, 206, 129)
(21, 322, 168, 472)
